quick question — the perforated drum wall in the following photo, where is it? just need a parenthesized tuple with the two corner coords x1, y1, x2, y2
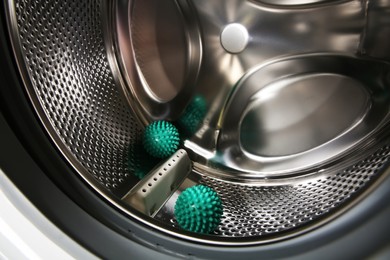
(13, 0, 142, 197)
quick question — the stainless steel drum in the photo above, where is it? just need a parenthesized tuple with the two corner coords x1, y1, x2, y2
(5, 0, 390, 247)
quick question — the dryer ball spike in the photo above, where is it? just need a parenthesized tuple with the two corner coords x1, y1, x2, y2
(174, 185, 223, 234)
(143, 120, 180, 158)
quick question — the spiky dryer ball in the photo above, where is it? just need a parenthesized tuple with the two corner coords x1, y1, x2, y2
(143, 121, 180, 158)
(178, 95, 207, 136)
(128, 142, 159, 179)
(174, 185, 223, 234)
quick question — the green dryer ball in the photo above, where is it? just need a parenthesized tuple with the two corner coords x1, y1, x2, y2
(178, 95, 207, 136)
(143, 120, 180, 158)
(174, 185, 223, 234)
(128, 143, 159, 179)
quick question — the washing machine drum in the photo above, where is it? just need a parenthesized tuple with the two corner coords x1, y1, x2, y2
(2, 0, 390, 258)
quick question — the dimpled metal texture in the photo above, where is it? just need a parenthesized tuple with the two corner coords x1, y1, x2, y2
(198, 144, 390, 237)
(14, 0, 142, 197)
